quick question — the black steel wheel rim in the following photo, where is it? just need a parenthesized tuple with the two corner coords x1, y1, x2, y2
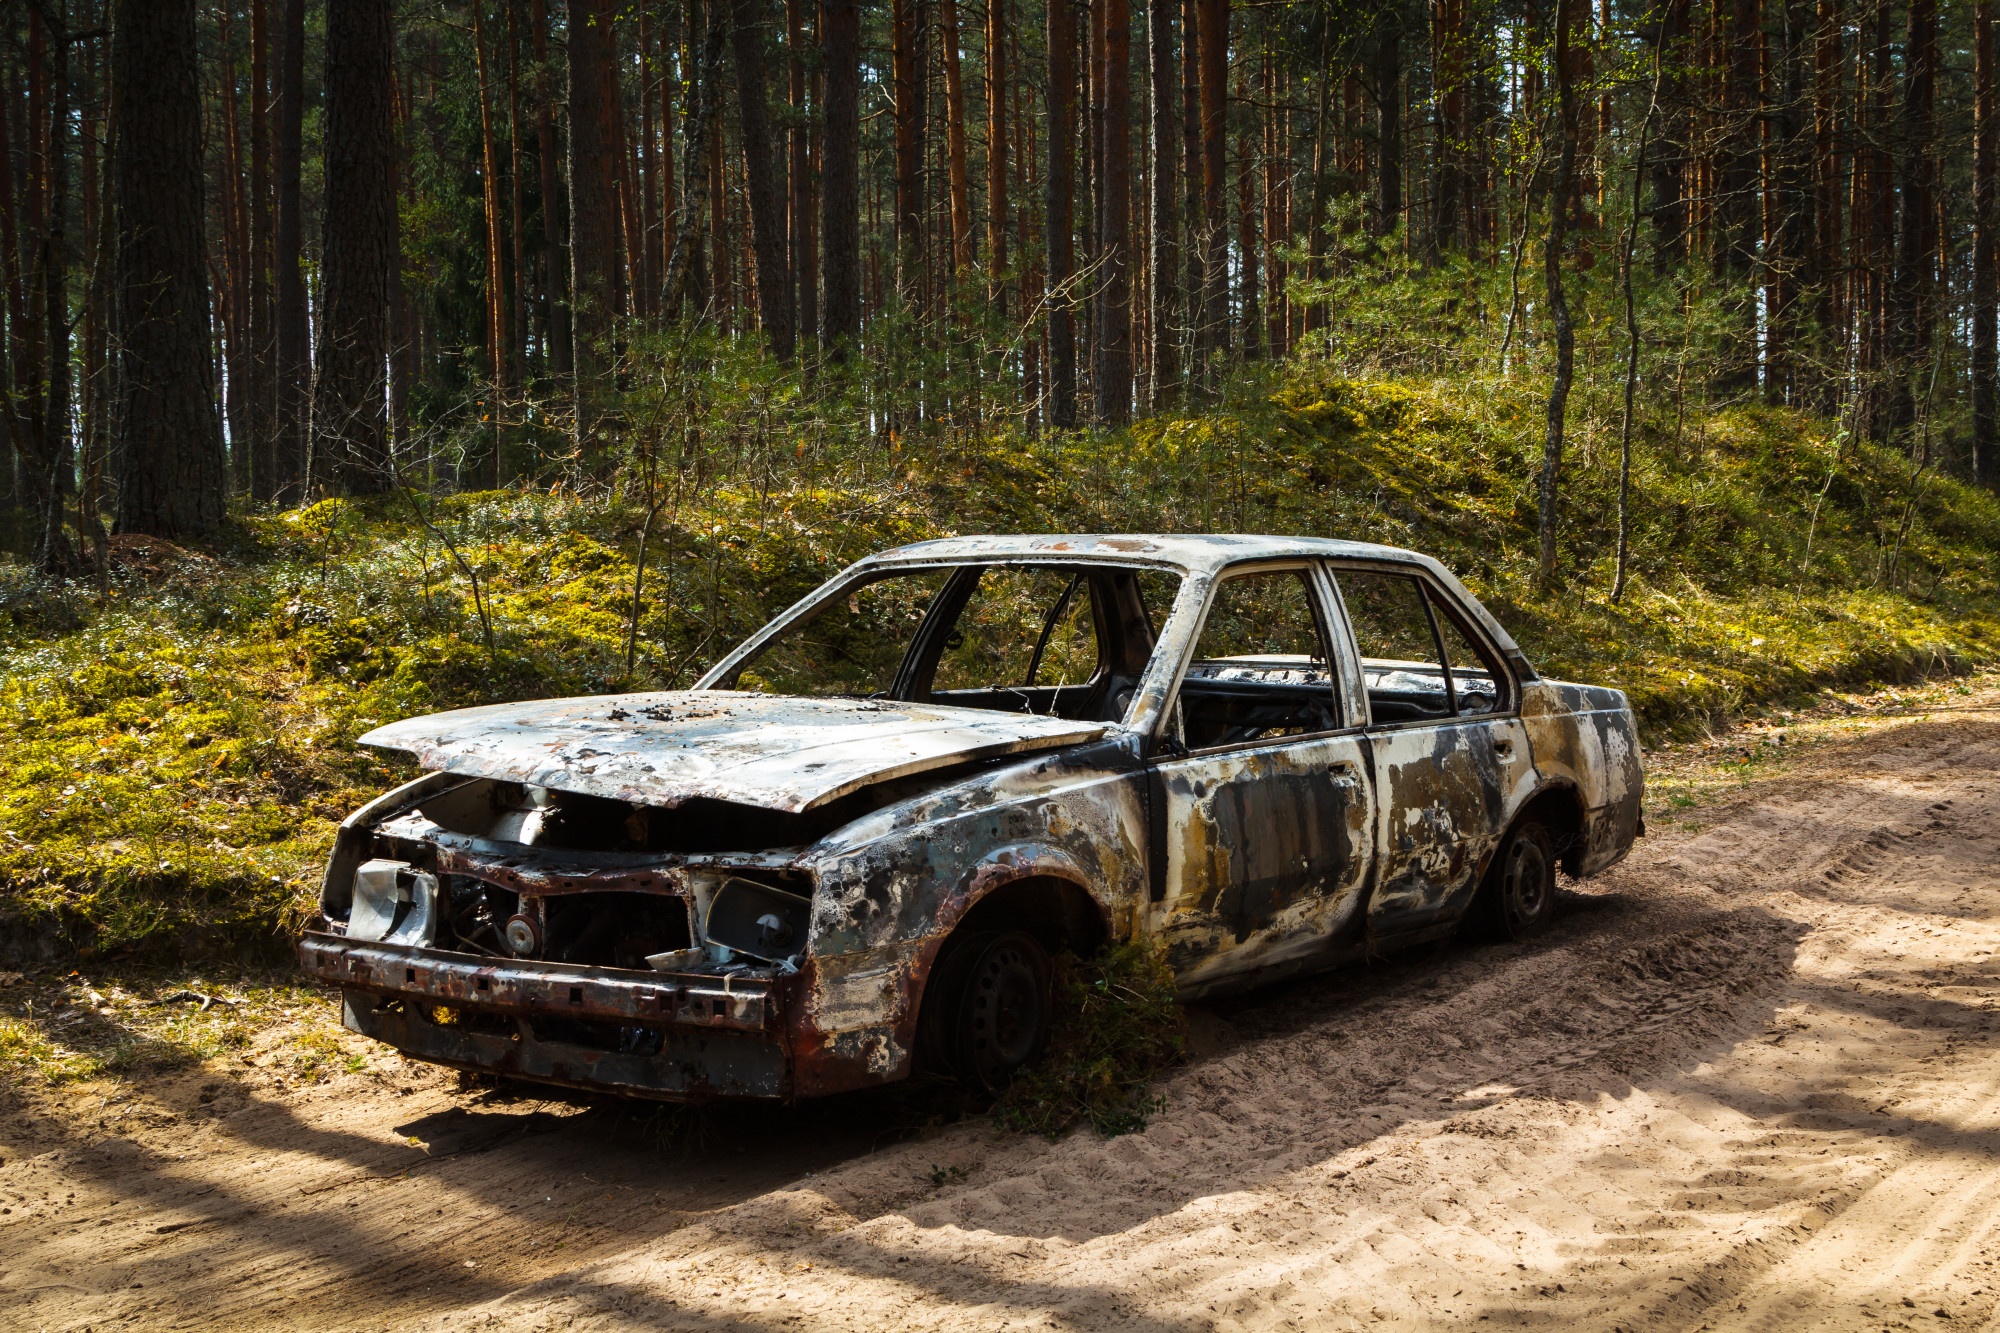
(1504, 832, 1551, 929)
(964, 938, 1046, 1089)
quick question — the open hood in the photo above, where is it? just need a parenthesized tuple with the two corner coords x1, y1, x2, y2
(357, 691, 1107, 814)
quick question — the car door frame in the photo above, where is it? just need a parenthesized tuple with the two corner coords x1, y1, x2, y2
(1140, 559, 1380, 995)
(1322, 560, 1536, 945)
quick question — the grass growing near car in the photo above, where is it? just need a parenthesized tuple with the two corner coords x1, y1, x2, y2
(993, 938, 1186, 1138)
(1, 360, 1997, 961)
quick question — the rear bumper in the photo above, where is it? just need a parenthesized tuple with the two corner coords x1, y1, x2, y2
(300, 932, 792, 1100)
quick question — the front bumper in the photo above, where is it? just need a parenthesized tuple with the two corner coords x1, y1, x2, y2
(299, 932, 792, 1100)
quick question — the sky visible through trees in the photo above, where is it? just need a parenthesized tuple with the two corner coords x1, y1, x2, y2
(1, 0, 1997, 574)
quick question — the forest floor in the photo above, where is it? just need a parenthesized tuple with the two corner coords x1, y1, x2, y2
(4, 672, 2000, 1332)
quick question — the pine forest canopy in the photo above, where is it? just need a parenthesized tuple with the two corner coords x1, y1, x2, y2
(1, 0, 1997, 580)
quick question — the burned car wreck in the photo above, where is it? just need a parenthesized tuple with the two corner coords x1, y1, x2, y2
(299, 535, 1644, 1101)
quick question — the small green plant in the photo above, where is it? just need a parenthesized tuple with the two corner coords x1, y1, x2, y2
(993, 937, 1186, 1139)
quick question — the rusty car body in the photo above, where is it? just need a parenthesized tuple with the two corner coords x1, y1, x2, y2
(298, 534, 1644, 1100)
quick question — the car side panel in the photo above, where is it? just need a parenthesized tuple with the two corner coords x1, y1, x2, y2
(1519, 680, 1645, 874)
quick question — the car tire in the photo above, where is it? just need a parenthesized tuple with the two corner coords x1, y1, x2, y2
(919, 929, 1054, 1094)
(1477, 818, 1557, 940)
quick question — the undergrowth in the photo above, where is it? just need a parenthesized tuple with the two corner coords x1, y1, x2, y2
(0, 356, 1997, 961)
(993, 938, 1187, 1138)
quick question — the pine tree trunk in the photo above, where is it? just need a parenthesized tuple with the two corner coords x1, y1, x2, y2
(249, 0, 275, 499)
(1811, 0, 1841, 394)
(1236, 71, 1259, 359)
(32, 0, 75, 571)
(1431, 0, 1464, 256)
(1099, 0, 1132, 420)
(1148, 0, 1177, 397)
(1540, 0, 1579, 587)
(732, 0, 796, 357)
(1977, 0, 1998, 485)
(112, 0, 227, 538)
(532, 0, 572, 375)
(568, 0, 627, 440)
(664, 7, 727, 317)
(1376, 17, 1401, 237)
(312, 0, 398, 496)
(788, 0, 815, 343)
(1045, 0, 1078, 425)
(1891, 0, 1936, 433)
(891, 0, 922, 298)
(1650, 0, 1689, 268)
(1196, 0, 1227, 371)
(273, 0, 308, 501)
(939, 0, 973, 276)
(506, 0, 530, 365)
(219, 0, 251, 495)
(986, 0, 1009, 309)
(472, 0, 509, 486)
(820, 0, 860, 347)
(1765, 0, 1809, 403)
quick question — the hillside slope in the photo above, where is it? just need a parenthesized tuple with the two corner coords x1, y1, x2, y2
(0, 367, 1995, 959)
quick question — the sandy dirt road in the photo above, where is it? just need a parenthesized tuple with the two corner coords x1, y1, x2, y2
(5, 686, 2000, 1332)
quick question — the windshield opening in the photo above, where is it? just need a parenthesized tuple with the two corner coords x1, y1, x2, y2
(719, 562, 1182, 724)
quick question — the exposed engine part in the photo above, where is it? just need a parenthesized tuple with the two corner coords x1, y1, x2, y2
(504, 913, 542, 957)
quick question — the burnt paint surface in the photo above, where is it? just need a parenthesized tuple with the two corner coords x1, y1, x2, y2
(1519, 680, 1646, 873)
(1154, 734, 1375, 994)
(1365, 713, 1534, 935)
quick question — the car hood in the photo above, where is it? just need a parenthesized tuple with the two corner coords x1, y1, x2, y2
(357, 691, 1108, 814)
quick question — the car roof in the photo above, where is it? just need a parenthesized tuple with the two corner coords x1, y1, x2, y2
(859, 533, 1433, 575)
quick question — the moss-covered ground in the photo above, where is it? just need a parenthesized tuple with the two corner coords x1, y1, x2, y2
(2, 364, 1996, 963)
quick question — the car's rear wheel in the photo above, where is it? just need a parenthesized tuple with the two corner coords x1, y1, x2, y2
(919, 930, 1054, 1095)
(1478, 818, 1557, 940)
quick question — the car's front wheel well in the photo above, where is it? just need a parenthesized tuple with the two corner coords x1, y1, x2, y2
(914, 877, 1101, 1086)
(950, 875, 1110, 959)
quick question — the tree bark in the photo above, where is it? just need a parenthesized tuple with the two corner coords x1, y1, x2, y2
(1978, 0, 1997, 485)
(663, 7, 727, 318)
(732, 0, 795, 357)
(820, 0, 860, 348)
(111, 0, 227, 539)
(532, 0, 571, 375)
(312, 0, 398, 496)
(1236, 72, 1259, 359)
(1148, 0, 1177, 398)
(986, 0, 1009, 308)
(1098, 0, 1132, 420)
(891, 0, 922, 298)
(1891, 0, 1936, 432)
(1196, 0, 1226, 371)
(1045, 0, 1078, 425)
(568, 0, 627, 391)
(248, 0, 275, 499)
(1375, 16, 1401, 237)
(1539, 0, 1580, 587)
(939, 0, 973, 276)
(219, 0, 251, 495)
(506, 0, 530, 365)
(787, 0, 815, 343)
(472, 0, 509, 486)
(273, 0, 307, 501)
(31, 0, 75, 570)
(1431, 0, 1464, 255)
(1811, 0, 1841, 388)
